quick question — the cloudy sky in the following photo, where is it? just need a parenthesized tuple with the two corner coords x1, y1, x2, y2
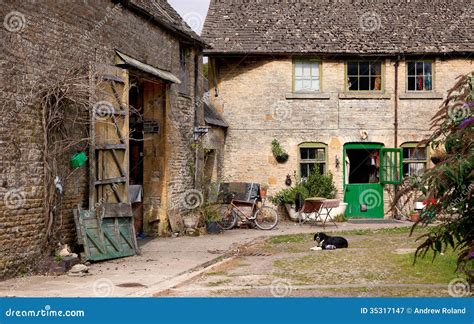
(168, 0, 211, 34)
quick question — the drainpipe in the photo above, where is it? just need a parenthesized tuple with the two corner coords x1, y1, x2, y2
(394, 56, 400, 148)
(393, 56, 400, 218)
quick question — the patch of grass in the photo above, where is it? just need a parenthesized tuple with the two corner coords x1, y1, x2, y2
(268, 234, 311, 245)
(334, 214, 347, 222)
(393, 249, 461, 284)
(207, 279, 232, 287)
(206, 271, 227, 276)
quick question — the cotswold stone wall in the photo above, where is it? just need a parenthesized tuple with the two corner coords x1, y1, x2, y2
(208, 56, 473, 212)
(0, 0, 202, 278)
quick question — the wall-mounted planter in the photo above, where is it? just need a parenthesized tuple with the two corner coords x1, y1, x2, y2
(272, 139, 289, 163)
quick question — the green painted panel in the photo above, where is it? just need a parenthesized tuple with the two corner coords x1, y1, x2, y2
(74, 207, 138, 262)
(344, 183, 384, 218)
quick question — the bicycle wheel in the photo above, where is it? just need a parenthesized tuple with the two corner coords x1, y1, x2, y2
(254, 206, 279, 230)
(217, 204, 237, 230)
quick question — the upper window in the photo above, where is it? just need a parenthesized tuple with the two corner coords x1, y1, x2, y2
(401, 143, 428, 177)
(347, 61, 382, 91)
(293, 60, 320, 92)
(407, 61, 433, 91)
(299, 143, 327, 178)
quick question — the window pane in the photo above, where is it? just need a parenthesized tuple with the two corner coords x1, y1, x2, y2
(348, 77, 358, 90)
(303, 79, 311, 91)
(424, 62, 432, 76)
(312, 63, 319, 76)
(348, 63, 358, 76)
(407, 62, 416, 75)
(371, 63, 381, 76)
(303, 63, 311, 77)
(316, 148, 325, 161)
(317, 163, 325, 175)
(371, 76, 382, 90)
(300, 148, 308, 160)
(301, 164, 309, 178)
(311, 79, 320, 91)
(407, 163, 426, 176)
(416, 76, 424, 90)
(295, 79, 303, 91)
(360, 63, 370, 76)
(359, 77, 370, 90)
(416, 62, 424, 76)
(425, 76, 432, 90)
(307, 148, 316, 160)
(408, 76, 416, 91)
(295, 63, 303, 77)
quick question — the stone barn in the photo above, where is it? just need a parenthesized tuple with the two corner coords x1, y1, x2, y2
(0, 0, 207, 278)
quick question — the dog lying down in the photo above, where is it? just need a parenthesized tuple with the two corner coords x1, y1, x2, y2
(311, 232, 349, 251)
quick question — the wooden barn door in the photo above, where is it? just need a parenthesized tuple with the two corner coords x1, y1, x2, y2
(82, 64, 138, 261)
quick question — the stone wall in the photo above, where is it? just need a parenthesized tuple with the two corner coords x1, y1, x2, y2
(208, 56, 473, 214)
(0, 0, 203, 278)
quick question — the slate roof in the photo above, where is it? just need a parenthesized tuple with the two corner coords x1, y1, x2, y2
(202, 0, 474, 55)
(204, 102, 228, 128)
(124, 0, 206, 46)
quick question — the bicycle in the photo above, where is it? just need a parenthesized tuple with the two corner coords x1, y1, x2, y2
(217, 193, 279, 230)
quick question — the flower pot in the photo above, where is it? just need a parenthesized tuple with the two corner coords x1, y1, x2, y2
(275, 153, 289, 163)
(410, 212, 420, 222)
(206, 221, 222, 234)
(260, 188, 268, 198)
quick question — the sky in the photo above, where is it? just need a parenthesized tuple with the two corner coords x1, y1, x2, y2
(168, 0, 211, 35)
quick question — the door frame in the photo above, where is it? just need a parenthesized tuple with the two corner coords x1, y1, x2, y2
(343, 142, 385, 218)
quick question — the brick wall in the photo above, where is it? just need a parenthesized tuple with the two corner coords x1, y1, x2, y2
(0, 0, 203, 278)
(208, 56, 473, 213)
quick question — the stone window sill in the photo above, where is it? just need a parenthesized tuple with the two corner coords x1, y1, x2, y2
(399, 92, 443, 100)
(338, 92, 391, 100)
(285, 92, 331, 100)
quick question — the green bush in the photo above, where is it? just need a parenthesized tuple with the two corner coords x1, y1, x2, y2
(271, 168, 337, 205)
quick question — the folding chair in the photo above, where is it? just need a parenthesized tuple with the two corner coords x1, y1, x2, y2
(298, 198, 340, 228)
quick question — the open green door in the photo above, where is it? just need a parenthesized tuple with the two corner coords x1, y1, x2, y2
(343, 145, 403, 219)
(380, 148, 403, 185)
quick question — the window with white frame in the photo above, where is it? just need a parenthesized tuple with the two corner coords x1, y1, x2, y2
(407, 61, 433, 91)
(402, 143, 428, 176)
(293, 60, 320, 92)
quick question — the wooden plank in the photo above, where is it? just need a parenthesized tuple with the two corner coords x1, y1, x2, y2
(94, 177, 127, 186)
(95, 144, 127, 150)
(102, 203, 133, 218)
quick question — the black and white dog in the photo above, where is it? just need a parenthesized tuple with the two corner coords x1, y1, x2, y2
(311, 232, 349, 251)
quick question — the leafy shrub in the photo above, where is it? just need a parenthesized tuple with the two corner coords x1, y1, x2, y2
(271, 168, 337, 205)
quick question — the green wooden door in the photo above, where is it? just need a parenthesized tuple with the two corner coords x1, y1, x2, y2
(343, 143, 384, 218)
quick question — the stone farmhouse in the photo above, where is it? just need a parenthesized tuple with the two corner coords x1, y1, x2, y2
(0, 0, 208, 278)
(202, 0, 474, 218)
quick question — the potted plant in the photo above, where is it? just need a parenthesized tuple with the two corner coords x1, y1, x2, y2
(271, 168, 338, 221)
(410, 210, 420, 222)
(271, 139, 289, 163)
(260, 184, 269, 198)
(203, 206, 222, 234)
